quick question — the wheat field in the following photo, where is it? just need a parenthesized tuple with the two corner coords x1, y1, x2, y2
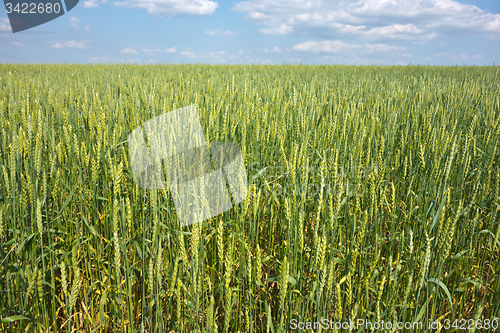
(0, 64, 499, 332)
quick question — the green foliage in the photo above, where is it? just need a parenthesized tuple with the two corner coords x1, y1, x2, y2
(0, 63, 499, 332)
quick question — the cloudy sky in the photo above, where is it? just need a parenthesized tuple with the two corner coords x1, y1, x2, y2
(0, 0, 499, 65)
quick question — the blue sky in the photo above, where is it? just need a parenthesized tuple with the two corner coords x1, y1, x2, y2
(1, 0, 499, 65)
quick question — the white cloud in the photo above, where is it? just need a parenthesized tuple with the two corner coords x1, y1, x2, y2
(232, 0, 500, 41)
(179, 50, 225, 59)
(165, 46, 177, 53)
(248, 11, 270, 20)
(51, 40, 89, 49)
(236, 49, 245, 55)
(12, 41, 27, 47)
(113, 0, 218, 19)
(84, 26, 90, 31)
(247, 57, 273, 64)
(448, 54, 483, 60)
(260, 24, 292, 35)
(449, 54, 469, 59)
(293, 40, 357, 53)
(143, 47, 161, 54)
(207, 51, 225, 58)
(0, 17, 11, 32)
(402, 53, 413, 57)
(82, 0, 99, 8)
(120, 48, 138, 54)
(204, 29, 237, 37)
(293, 40, 405, 54)
(365, 43, 406, 53)
(363, 24, 437, 41)
(89, 57, 110, 62)
(68, 17, 80, 30)
(204, 28, 217, 36)
(263, 46, 281, 53)
(180, 51, 196, 57)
